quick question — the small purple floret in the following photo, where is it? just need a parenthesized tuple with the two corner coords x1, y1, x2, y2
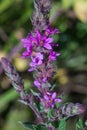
(40, 92, 62, 109)
(49, 51, 60, 61)
(30, 52, 43, 67)
(34, 79, 41, 88)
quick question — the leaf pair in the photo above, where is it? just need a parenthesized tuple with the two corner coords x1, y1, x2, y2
(19, 122, 46, 130)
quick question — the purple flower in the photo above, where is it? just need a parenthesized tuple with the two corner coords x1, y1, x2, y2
(35, 31, 53, 50)
(21, 38, 32, 58)
(28, 67, 37, 72)
(42, 77, 47, 82)
(30, 52, 43, 67)
(49, 51, 60, 61)
(34, 79, 41, 88)
(40, 92, 62, 109)
(45, 26, 60, 36)
(44, 37, 53, 50)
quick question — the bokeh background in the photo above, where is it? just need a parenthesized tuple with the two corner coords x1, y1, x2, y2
(0, 0, 87, 130)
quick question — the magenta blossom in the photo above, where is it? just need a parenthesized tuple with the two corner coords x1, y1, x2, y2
(34, 79, 41, 88)
(49, 51, 60, 61)
(21, 29, 55, 59)
(34, 77, 48, 89)
(21, 37, 33, 58)
(40, 92, 62, 109)
(35, 31, 53, 50)
(30, 52, 43, 67)
(45, 26, 60, 36)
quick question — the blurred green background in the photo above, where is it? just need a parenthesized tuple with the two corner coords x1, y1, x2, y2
(0, 0, 87, 130)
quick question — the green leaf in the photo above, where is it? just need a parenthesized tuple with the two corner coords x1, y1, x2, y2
(47, 109, 55, 118)
(30, 89, 39, 97)
(19, 122, 46, 130)
(19, 122, 36, 130)
(18, 100, 28, 106)
(58, 119, 66, 130)
(52, 121, 59, 128)
(50, 84, 56, 91)
(34, 102, 40, 111)
(36, 124, 46, 130)
(76, 119, 84, 130)
(55, 101, 60, 108)
(34, 102, 45, 113)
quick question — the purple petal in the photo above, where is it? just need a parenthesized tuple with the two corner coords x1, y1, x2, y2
(37, 53, 43, 60)
(22, 51, 30, 58)
(47, 92, 51, 96)
(56, 98, 62, 103)
(52, 92, 56, 99)
(34, 80, 41, 87)
(49, 51, 60, 60)
(52, 28, 60, 34)
(32, 37, 38, 45)
(51, 103, 55, 108)
(28, 67, 36, 72)
(44, 95, 49, 100)
(21, 39, 29, 44)
(30, 62, 36, 67)
(37, 59, 43, 65)
(44, 43, 52, 50)
(46, 38, 53, 44)
(42, 77, 47, 82)
(36, 31, 41, 40)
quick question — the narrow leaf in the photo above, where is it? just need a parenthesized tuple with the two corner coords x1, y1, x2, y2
(30, 89, 39, 97)
(18, 100, 28, 106)
(36, 124, 46, 130)
(19, 121, 36, 130)
(58, 119, 66, 130)
(19, 122, 46, 130)
(76, 118, 84, 130)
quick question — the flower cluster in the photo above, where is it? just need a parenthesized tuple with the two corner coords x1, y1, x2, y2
(21, 26, 61, 109)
